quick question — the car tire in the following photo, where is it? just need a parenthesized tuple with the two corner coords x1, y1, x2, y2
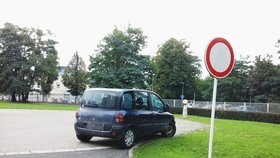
(119, 128, 135, 149)
(161, 122, 176, 137)
(76, 134, 92, 142)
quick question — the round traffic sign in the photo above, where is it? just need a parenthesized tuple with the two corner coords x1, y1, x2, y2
(180, 95, 185, 100)
(205, 38, 234, 78)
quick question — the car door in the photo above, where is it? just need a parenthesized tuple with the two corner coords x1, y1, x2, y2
(121, 91, 135, 122)
(134, 91, 155, 135)
(150, 93, 169, 132)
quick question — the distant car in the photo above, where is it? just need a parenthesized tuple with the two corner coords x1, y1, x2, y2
(244, 106, 260, 112)
(216, 104, 231, 110)
(229, 105, 259, 112)
(74, 88, 176, 148)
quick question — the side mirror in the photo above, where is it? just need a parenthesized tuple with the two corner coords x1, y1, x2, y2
(165, 103, 170, 112)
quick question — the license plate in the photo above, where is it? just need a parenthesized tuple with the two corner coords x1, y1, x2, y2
(87, 123, 104, 130)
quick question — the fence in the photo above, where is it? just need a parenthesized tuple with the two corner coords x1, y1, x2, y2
(162, 99, 280, 114)
(1, 94, 82, 104)
(1, 94, 280, 113)
(28, 94, 82, 104)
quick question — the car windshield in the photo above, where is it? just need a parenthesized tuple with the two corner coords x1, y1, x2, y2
(82, 90, 120, 108)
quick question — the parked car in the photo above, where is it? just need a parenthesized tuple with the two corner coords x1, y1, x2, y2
(74, 88, 176, 148)
(216, 104, 232, 110)
(244, 106, 260, 112)
(228, 105, 259, 112)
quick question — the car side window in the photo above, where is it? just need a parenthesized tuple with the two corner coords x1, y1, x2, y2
(151, 93, 164, 112)
(135, 91, 149, 110)
(122, 92, 133, 109)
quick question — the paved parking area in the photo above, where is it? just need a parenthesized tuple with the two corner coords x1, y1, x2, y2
(0, 109, 116, 154)
(0, 148, 128, 158)
(0, 109, 207, 157)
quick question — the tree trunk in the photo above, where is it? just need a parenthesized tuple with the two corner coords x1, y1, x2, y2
(42, 94, 45, 102)
(22, 92, 29, 103)
(11, 92, 17, 102)
(21, 92, 24, 102)
(44, 94, 48, 102)
(42, 94, 48, 102)
(75, 96, 77, 105)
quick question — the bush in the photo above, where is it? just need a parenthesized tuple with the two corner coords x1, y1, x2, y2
(169, 107, 280, 124)
(169, 107, 182, 114)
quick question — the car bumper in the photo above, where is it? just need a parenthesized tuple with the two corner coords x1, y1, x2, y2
(74, 122, 127, 140)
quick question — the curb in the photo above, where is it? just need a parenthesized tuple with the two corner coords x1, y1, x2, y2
(128, 145, 138, 158)
(0, 147, 111, 156)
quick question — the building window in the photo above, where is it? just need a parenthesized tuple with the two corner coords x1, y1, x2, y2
(57, 82, 60, 89)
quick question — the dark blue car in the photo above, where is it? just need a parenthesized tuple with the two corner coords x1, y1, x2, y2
(74, 88, 176, 148)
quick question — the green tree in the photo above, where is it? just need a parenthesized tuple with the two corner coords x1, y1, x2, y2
(89, 26, 152, 89)
(196, 76, 213, 101)
(270, 65, 280, 102)
(250, 55, 278, 102)
(0, 23, 33, 101)
(216, 57, 253, 102)
(276, 39, 280, 58)
(63, 51, 88, 103)
(146, 59, 157, 91)
(31, 29, 59, 102)
(154, 38, 201, 99)
(0, 23, 58, 102)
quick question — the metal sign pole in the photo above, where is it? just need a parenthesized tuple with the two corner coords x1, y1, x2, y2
(208, 78, 218, 158)
(205, 37, 234, 158)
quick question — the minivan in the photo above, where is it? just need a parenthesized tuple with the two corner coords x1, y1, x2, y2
(74, 88, 176, 148)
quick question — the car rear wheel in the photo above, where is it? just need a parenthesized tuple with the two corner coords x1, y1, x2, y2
(76, 134, 92, 142)
(161, 122, 176, 137)
(119, 128, 135, 149)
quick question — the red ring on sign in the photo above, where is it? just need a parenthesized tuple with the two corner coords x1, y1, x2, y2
(205, 38, 234, 78)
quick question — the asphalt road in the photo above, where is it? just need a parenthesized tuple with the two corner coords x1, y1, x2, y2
(0, 148, 128, 158)
(0, 109, 207, 158)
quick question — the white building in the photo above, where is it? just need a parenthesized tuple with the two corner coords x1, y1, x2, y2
(29, 66, 80, 104)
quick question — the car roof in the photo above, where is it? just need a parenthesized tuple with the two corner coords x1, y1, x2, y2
(85, 88, 153, 93)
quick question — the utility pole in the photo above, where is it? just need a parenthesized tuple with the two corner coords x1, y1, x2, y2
(181, 82, 184, 99)
(193, 93, 196, 106)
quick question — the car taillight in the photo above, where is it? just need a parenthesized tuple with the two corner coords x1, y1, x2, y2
(116, 114, 124, 123)
(75, 109, 80, 119)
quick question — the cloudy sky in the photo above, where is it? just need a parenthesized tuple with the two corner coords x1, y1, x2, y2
(1, 0, 280, 77)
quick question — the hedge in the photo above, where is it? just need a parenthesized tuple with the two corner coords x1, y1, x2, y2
(169, 107, 280, 124)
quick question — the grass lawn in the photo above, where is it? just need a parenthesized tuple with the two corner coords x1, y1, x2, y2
(0, 101, 79, 111)
(134, 115, 280, 158)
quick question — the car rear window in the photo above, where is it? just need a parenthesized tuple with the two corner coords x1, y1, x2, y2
(82, 90, 120, 108)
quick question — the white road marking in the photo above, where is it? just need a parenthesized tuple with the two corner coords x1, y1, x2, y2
(0, 147, 112, 156)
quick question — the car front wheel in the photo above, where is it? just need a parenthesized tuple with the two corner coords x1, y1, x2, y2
(76, 134, 92, 142)
(161, 122, 176, 137)
(119, 128, 135, 148)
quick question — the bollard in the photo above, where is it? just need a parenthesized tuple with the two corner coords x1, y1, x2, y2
(267, 103, 270, 113)
(182, 99, 188, 117)
(243, 102, 246, 111)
